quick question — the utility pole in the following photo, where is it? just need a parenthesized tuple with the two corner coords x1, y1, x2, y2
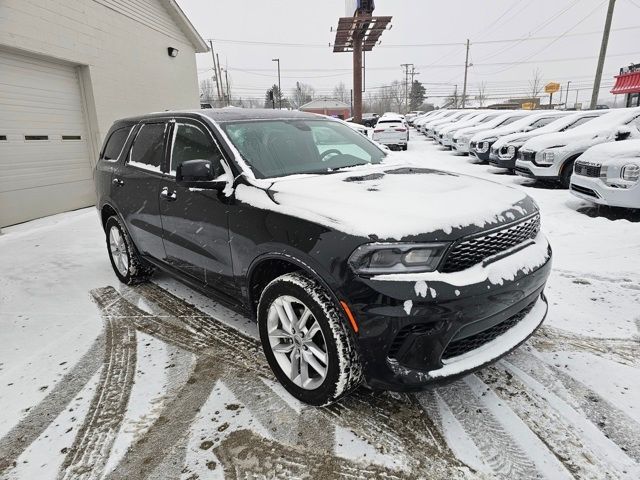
(565, 80, 571, 107)
(461, 39, 470, 108)
(353, 32, 363, 122)
(453, 84, 458, 108)
(272, 58, 281, 109)
(591, 0, 616, 109)
(225, 68, 231, 106)
(208, 40, 222, 103)
(401, 63, 412, 113)
(216, 53, 224, 105)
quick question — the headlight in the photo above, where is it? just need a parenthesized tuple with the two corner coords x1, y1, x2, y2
(622, 163, 640, 182)
(499, 145, 517, 159)
(539, 151, 555, 165)
(348, 243, 449, 275)
(475, 137, 497, 153)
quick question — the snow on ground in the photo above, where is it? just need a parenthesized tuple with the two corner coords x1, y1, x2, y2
(0, 131, 639, 479)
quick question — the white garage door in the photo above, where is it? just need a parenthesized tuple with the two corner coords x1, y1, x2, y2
(0, 48, 94, 228)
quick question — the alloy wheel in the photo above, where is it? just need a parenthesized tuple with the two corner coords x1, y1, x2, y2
(267, 295, 329, 390)
(109, 225, 129, 277)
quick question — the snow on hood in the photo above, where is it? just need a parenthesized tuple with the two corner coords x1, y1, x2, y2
(470, 111, 568, 143)
(579, 138, 640, 166)
(492, 111, 604, 149)
(235, 163, 533, 241)
(522, 107, 640, 151)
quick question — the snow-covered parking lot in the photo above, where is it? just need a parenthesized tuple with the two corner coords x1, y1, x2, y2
(1, 131, 639, 480)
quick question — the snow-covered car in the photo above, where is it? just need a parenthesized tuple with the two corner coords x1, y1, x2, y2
(435, 111, 490, 147)
(444, 111, 503, 148)
(341, 118, 373, 138)
(570, 139, 640, 208)
(413, 110, 450, 132)
(452, 111, 531, 154)
(372, 115, 409, 150)
(488, 111, 606, 171)
(405, 111, 425, 125)
(516, 107, 640, 187)
(470, 111, 569, 163)
(95, 108, 551, 406)
(423, 110, 470, 137)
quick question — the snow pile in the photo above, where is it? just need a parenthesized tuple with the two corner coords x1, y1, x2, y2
(236, 164, 530, 240)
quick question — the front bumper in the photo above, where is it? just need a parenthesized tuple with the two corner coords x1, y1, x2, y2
(452, 140, 470, 154)
(345, 238, 552, 390)
(570, 175, 640, 208)
(489, 155, 517, 169)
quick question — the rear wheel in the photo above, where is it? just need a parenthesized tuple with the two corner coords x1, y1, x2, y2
(258, 272, 362, 406)
(105, 216, 153, 285)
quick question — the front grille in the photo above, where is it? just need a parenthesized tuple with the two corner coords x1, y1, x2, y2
(470, 141, 477, 150)
(441, 302, 535, 360)
(519, 150, 536, 162)
(440, 214, 540, 273)
(574, 162, 601, 177)
(571, 184, 600, 198)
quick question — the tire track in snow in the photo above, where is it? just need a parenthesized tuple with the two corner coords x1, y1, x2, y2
(128, 283, 335, 452)
(532, 326, 639, 367)
(432, 379, 541, 479)
(58, 291, 137, 480)
(507, 349, 640, 464)
(0, 334, 104, 475)
(213, 429, 407, 480)
(496, 357, 640, 479)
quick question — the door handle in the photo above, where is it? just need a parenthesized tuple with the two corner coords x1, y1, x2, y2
(160, 187, 177, 202)
(112, 178, 124, 187)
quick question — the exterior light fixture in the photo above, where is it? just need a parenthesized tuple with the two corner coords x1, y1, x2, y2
(168, 47, 179, 58)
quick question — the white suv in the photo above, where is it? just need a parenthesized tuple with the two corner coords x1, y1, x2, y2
(371, 115, 409, 150)
(515, 107, 640, 187)
(570, 139, 640, 208)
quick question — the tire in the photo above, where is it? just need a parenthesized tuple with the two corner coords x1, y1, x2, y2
(257, 272, 362, 406)
(105, 216, 153, 285)
(560, 160, 574, 188)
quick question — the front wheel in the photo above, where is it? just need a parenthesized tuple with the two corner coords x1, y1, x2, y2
(560, 160, 574, 188)
(258, 272, 362, 406)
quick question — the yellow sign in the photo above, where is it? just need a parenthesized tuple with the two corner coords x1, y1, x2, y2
(522, 102, 536, 110)
(545, 82, 560, 94)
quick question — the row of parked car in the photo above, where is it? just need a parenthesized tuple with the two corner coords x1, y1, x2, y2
(410, 107, 640, 209)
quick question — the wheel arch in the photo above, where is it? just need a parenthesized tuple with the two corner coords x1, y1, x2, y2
(247, 252, 343, 320)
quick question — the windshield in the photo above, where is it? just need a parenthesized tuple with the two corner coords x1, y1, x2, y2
(221, 119, 387, 179)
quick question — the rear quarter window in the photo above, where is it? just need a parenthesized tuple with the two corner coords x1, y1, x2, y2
(101, 127, 132, 161)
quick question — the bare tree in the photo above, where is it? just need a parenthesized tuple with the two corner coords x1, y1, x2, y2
(332, 82, 348, 103)
(199, 78, 216, 103)
(475, 81, 487, 107)
(291, 82, 315, 109)
(529, 68, 543, 100)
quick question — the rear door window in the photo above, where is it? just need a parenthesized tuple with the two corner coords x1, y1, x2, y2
(101, 127, 131, 161)
(128, 123, 167, 172)
(530, 117, 556, 128)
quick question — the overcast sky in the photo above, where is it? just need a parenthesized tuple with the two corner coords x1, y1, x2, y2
(176, 0, 640, 106)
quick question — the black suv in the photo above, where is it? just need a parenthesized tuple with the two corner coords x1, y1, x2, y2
(95, 109, 552, 405)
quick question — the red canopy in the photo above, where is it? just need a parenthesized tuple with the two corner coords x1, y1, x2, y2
(611, 71, 640, 95)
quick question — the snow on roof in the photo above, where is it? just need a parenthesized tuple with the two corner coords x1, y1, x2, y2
(299, 99, 351, 110)
(161, 0, 209, 53)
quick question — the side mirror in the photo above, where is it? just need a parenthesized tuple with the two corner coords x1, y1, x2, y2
(615, 128, 631, 141)
(176, 159, 226, 190)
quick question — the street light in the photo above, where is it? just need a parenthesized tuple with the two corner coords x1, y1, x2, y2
(272, 58, 281, 109)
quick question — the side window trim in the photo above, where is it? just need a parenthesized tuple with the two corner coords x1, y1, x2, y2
(165, 117, 229, 179)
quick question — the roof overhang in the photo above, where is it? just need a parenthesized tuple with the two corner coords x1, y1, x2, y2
(611, 71, 640, 95)
(162, 0, 209, 53)
(333, 15, 392, 53)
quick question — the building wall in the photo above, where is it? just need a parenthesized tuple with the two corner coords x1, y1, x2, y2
(0, 0, 201, 160)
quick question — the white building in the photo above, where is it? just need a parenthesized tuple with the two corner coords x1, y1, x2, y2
(0, 0, 208, 227)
